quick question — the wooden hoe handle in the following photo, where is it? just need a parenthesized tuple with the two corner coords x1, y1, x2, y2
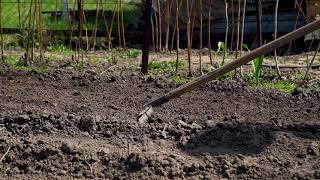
(146, 19, 320, 108)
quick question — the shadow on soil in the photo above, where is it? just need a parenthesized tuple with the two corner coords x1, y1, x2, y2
(181, 122, 320, 156)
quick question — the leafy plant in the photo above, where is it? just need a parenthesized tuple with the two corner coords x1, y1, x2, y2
(119, 49, 141, 59)
(217, 41, 225, 53)
(252, 56, 264, 84)
(71, 61, 87, 71)
(217, 41, 226, 66)
(47, 44, 74, 56)
(148, 60, 185, 75)
(126, 49, 140, 58)
(242, 44, 264, 84)
(1, 55, 47, 73)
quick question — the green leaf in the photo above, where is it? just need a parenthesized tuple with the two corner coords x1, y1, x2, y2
(251, 55, 264, 84)
(242, 44, 250, 52)
(217, 41, 225, 52)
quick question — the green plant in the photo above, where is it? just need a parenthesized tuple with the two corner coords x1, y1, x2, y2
(71, 61, 87, 71)
(47, 56, 56, 62)
(217, 41, 226, 66)
(1, 55, 48, 73)
(242, 44, 264, 84)
(147, 60, 185, 76)
(255, 80, 297, 92)
(47, 44, 74, 56)
(169, 75, 193, 83)
(206, 64, 215, 72)
(217, 41, 225, 53)
(119, 49, 140, 59)
(252, 55, 264, 84)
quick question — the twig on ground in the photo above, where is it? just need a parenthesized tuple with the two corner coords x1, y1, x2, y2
(161, 124, 168, 139)
(0, 146, 12, 163)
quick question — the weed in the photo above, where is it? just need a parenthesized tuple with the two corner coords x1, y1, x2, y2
(47, 56, 56, 62)
(148, 60, 183, 74)
(119, 49, 141, 59)
(255, 80, 297, 92)
(71, 61, 87, 71)
(242, 44, 264, 84)
(169, 75, 193, 83)
(1, 55, 48, 73)
(217, 41, 226, 66)
(47, 44, 74, 56)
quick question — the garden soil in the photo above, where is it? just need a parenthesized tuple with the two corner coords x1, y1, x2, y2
(0, 69, 320, 179)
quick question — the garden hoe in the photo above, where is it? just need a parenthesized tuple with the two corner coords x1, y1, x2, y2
(138, 19, 320, 123)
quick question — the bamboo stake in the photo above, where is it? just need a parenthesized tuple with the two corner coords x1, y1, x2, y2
(175, 0, 180, 72)
(91, 0, 100, 51)
(154, 8, 159, 51)
(222, 0, 229, 65)
(287, 0, 303, 54)
(199, 0, 203, 75)
(273, 0, 282, 78)
(235, 0, 241, 76)
(117, 2, 122, 48)
(186, 0, 192, 76)
(157, 0, 162, 51)
(304, 41, 320, 81)
(240, 0, 246, 56)
(240, 0, 247, 75)
(151, 11, 155, 51)
(37, 0, 44, 63)
(231, 0, 235, 51)
(120, 0, 126, 49)
(208, 0, 213, 66)
(164, 0, 172, 52)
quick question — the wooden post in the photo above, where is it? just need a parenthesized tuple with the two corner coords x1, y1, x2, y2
(141, 0, 152, 75)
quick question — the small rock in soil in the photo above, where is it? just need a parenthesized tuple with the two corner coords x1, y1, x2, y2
(79, 116, 97, 133)
(14, 115, 30, 124)
(178, 120, 189, 129)
(314, 171, 320, 179)
(205, 120, 217, 129)
(307, 143, 319, 156)
(60, 143, 77, 155)
(191, 123, 202, 130)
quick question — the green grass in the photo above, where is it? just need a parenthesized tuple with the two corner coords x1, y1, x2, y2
(169, 75, 193, 83)
(254, 80, 298, 92)
(119, 49, 140, 59)
(1, 55, 48, 73)
(1, 0, 142, 30)
(47, 44, 74, 56)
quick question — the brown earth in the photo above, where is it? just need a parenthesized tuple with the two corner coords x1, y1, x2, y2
(0, 68, 320, 179)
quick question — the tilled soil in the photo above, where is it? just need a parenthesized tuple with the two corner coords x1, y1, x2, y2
(0, 69, 320, 179)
